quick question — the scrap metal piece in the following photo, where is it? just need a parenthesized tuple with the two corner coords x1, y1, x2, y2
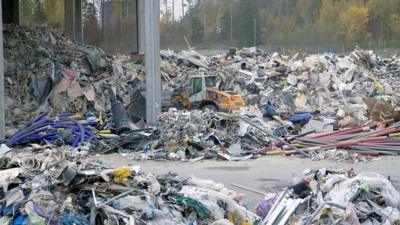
(239, 116, 309, 158)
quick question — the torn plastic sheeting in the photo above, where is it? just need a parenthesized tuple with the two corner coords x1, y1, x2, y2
(112, 195, 148, 211)
(325, 172, 400, 210)
(178, 186, 259, 224)
(261, 168, 400, 224)
(109, 87, 131, 134)
(255, 194, 277, 219)
(170, 194, 211, 220)
(177, 50, 210, 69)
(0, 167, 22, 188)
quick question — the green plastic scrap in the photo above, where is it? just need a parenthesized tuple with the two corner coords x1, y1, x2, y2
(215, 112, 238, 121)
(360, 185, 369, 193)
(78, 46, 102, 72)
(170, 194, 210, 220)
(25, 202, 46, 225)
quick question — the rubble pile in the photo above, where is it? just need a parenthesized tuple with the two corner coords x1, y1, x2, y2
(257, 168, 400, 224)
(153, 109, 269, 161)
(154, 48, 400, 161)
(8, 26, 400, 127)
(0, 147, 260, 225)
(211, 48, 400, 125)
(4, 25, 400, 161)
(4, 24, 145, 130)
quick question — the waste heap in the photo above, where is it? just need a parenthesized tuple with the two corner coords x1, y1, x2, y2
(5, 25, 400, 128)
(159, 48, 400, 161)
(3, 25, 220, 130)
(151, 108, 270, 161)
(209, 47, 400, 127)
(256, 168, 400, 224)
(4, 24, 146, 132)
(158, 47, 400, 140)
(4, 24, 400, 161)
(0, 146, 260, 225)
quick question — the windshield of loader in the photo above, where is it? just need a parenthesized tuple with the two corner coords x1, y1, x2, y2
(205, 76, 217, 88)
(189, 77, 203, 96)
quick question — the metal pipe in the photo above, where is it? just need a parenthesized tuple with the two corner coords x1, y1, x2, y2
(274, 130, 316, 147)
(239, 116, 310, 158)
(353, 122, 400, 139)
(231, 183, 266, 196)
(345, 150, 380, 156)
(306, 127, 358, 139)
(347, 147, 398, 155)
(98, 189, 137, 207)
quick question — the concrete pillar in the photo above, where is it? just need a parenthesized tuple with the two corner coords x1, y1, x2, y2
(144, 0, 161, 126)
(0, 1, 5, 138)
(74, 0, 83, 44)
(138, 0, 145, 53)
(64, 0, 75, 40)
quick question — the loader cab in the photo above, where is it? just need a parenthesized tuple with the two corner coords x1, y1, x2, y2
(189, 75, 217, 98)
(188, 75, 219, 110)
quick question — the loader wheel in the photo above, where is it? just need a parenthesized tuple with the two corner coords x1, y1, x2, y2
(201, 104, 218, 112)
(175, 100, 185, 110)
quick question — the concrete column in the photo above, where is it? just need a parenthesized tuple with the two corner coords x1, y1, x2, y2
(64, 0, 75, 39)
(138, 0, 145, 53)
(144, 0, 161, 126)
(0, 1, 5, 138)
(74, 0, 83, 44)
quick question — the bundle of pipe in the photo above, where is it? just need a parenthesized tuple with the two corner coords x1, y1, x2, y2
(268, 120, 400, 156)
(6, 113, 101, 148)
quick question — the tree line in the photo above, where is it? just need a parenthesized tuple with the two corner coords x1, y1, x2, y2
(17, 0, 400, 51)
(20, 0, 138, 53)
(161, 0, 400, 50)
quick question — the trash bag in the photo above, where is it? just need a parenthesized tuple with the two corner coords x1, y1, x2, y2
(262, 100, 278, 118)
(289, 112, 311, 123)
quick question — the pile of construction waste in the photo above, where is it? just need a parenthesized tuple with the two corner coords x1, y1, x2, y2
(256, 167, 400, 224)
(152, 108, 270, 161)
(3, 109, 271, 161)
(4, 24, 146, 131)
(4, 24, 400, 161)
(0, 146, 260, 225)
